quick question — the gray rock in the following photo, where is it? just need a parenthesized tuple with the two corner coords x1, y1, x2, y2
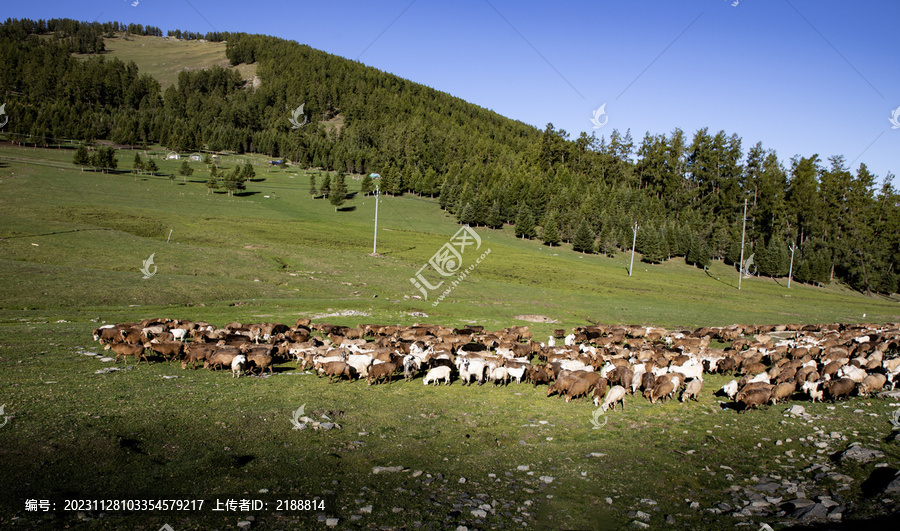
(237, 521, 252, 530)
(359, 505, 372, 514)
(630, 521, 650, 529)
(884, 471, 900, 494)
(325, 518, 339, 527)
(635, 510, 650, 522)
(792, 503, 828, 521)
(785, 404, 807, 416)
(838, 444, 884, 464)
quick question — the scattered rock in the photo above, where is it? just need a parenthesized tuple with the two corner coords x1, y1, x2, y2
(837, 444, 884, 464)
(792, 502, 828, 521)
(517, 465, 530, 471)
(237, 521, 252, 530)
(360, 505, 372, 514)
(372, 466, 404, 474)
(539, 476, 554, 484)
(785, 405, 807, 417)
(635, 510, 650, 522)
(325, 517, 339, 527)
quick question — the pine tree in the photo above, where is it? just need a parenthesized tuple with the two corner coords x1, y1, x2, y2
(178, 160, 194, 183)
(486, 200, 503, 229)
(360, 174, 374, 196)
(514, 204, 536, 239)
(241, 162, 255, 181)
(598, 221, 617, 256)
(73, 145, 90, 171)
(542, 211, 561, 246)
(309, 174, 317, 197)
(132, 153, 143, 175)
(320, 173, 331, 197)
(459, 203, 477, 226)
(206, 167, 219, 194)
(641, 226, 665, 264)
(330, 172, 348, 211)
(145, 159, 159, 175)
(572, 219, 595, 254)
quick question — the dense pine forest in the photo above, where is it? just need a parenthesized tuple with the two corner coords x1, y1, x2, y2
(1, 18, 898, 296)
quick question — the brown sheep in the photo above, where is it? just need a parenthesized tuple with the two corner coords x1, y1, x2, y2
(680, 378, 702, 402)
(246, 351, 275, 375)
(144, 340, 184, 361)
(736, 387, 771, 411)
(547, 372, 579, 398)
(182, 343, 215, 369)
(823, 377, 856, 401)
(204, 347, 241, 370)
(640, 372, 656, 394)
(528, 365, 553, 388)
(858, 374, 887, 396)
(321, 361, 353, 382)
(104, 342, 148, 364)
(367, 361, 399, 385)
(650, 381, 675, 403)
(565, 377, 597, 402)
(768, 381, 796, 404)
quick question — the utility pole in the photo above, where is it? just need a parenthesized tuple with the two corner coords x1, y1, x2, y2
(788, 243, 796, 288)
(738, 198, 747, 290)
(629, 222, 638, 277)
(372, 183, 380, 255)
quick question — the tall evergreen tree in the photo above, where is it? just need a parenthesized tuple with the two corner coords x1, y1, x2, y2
(73, 145, 90, 170)
(309, 174, 317, 197)
(572, 219, 594, 254)
(514, 204, 536, 239)
(542, 211, 561, 246)
(320, 173, 331, 197)
(329, 172, 348, 211)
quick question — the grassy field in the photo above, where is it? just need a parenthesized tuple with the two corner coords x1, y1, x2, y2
(1, 142, 899, 529)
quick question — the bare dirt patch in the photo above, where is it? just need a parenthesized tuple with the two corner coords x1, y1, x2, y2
(514, 314, 558, 323)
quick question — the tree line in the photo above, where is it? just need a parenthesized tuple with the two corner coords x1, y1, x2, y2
(0, 18, 897, 295)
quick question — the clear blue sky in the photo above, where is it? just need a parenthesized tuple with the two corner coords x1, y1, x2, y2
(11, 1, 900, 183)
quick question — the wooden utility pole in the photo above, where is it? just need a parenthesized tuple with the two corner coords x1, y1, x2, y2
(738, 198, 747, 290)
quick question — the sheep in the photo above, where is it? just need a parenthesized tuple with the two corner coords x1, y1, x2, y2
(507, 366, 526, 384)
(320, 361, 353, 383)
(145, 340, 185, 361)
(245, 350, 275, 375)
(547, 371, 580, 398)
(736, 387, 771, 411)
(600, 385, 627, 411)
(104, 342, 149, 364)
(564, 376, 596, 402)
(717, 379, 739, 399)
(680, 378, 702, 402)
(490, 366, 509, 386)
(528, 365, 553, 387)
(650, 381, 675, 403)
(344, 354, 373, 378)
(182, 343, 214, 369)
(367, 361, 399, 385)
(231, 354, 247, 378)
(837, 364, 867, 383)
(670, 360, 704, 382)
(768, 381, 796, 404)
(204, 347, 241, 370)
(423, 365, 452, 385)
(458, 358, 487, 386)
(403, 355, 421, 381)
(801, 380, 824, 402)
(823, 377, 856, 401)
(858, 374, 887, 396)
(591, 377, 609, 406)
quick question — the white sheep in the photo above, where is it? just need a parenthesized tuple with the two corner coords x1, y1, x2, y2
(600, 385, 627, 411)
(490, 366, 509, 386)
(802, 380, 823, 402)
(231, 354, 247, 378)
(719, 379, 739, 399)
(423, 366, 452, 385)
(507, 366, 526, 384)
(681, 378, 702, 402)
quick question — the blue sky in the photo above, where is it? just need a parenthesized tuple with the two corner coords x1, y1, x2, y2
(11, 1, 900, 183)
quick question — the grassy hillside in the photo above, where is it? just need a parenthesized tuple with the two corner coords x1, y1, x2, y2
(0, 143, 897, 332)
(1, 144, 899, 529)
(91, 34, 257, 89)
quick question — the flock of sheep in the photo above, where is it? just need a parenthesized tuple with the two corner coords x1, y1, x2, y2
(92, 318, 900, 411)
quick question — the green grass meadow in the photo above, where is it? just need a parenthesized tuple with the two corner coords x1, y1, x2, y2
(1, 142, 899, 529)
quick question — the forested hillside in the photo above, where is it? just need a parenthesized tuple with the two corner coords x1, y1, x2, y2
(1, 18, 898, 296)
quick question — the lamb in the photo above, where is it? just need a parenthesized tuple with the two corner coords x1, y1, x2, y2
(600, 385, 627, 411)
(801, 380, 823, 402)
(423, 366, 452, 385)
(680, 378, 702, 402)
(104, 342, 149, 364)
(231, 354, 247, 378)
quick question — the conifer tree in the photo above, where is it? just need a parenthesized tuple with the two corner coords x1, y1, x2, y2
(320, 173, 331, 197)
(206, 166, 219, 194)
(486, 200, 503, 229)
(360, 174, 374, 196)
(73, 145, 90, 171)
(330, 172, 348, 211)
(572, 219, 595, 254)
(542, 211, 561, 246)
(309, 174, 317, 197)
(514, 204, 536, 239)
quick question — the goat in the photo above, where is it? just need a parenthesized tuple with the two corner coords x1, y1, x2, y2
(600, 385, 627, 411)
(423, 366, 452, 385)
